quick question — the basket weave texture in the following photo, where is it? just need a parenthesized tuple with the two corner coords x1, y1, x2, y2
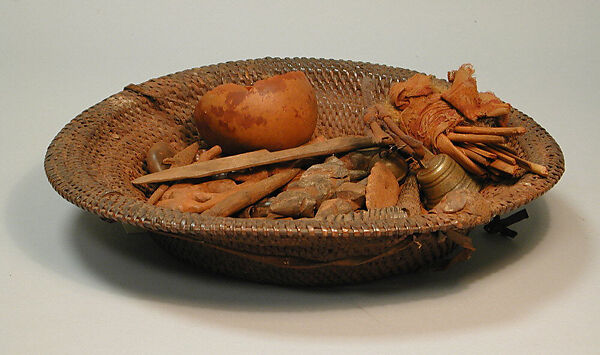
(44, 58, 564, 285)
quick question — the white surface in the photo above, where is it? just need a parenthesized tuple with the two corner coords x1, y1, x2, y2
(1, 1, 598, 354)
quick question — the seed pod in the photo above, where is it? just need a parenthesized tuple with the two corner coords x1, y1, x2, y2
(146, 142, 175, 173)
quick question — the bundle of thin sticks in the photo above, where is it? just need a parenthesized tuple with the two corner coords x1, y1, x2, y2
(375, 63, 548, 179)
(363, 103, 431, 166)
(447, 125, 547, 179)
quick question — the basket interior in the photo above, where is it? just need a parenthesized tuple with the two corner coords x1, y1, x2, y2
(45, 58, 565, 249)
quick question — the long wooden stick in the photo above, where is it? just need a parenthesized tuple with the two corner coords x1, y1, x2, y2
(490, 144, 548, 177)
(491, 143, 518, 155)
(436, 134, 487, 177)
(462, 143, 497, 159)
(478, 145, 517, 165)
(202, 168, 301, 217)
(453, 126, 526, 136)
(490, 159, 519, 176)
(387, 131, 416, 157)
(382, 117, 430, 160)
(447, 132, 506, 144)
(133, 136, 377, 184)
(457, 146, 490, 166)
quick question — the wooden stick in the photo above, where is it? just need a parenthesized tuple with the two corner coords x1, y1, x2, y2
(491, 143, 518, 155)
(382, 117, 430, 160)
(369, 121, 393, 144)
(147, 184, 169, 205)
(202, 168, 301, 217)
(462, 143, 497, 159)
(133, 136, 378, 184)
(490, 144, 548, 177)
(387, 131, 417, 158)
(490, 159, 519, 176)
(197, 145, 222, 162)
(447, 132, 506, 144)
(453, 126, 526, 136)
(477, 144, 517, 165)
(436, 134, 487, 177)
(457, 146, 490, 166)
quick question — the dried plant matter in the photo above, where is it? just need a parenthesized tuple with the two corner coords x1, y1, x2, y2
(202, 168, 301, 217)
(315, 198, 359, 218)
(378, 64, 544, 179)
(269, 157, 350, 217)
(396, 175, 423, 216)
(366, 161, 400, 210)
(156, 179, 247, 213)
(443, 64, 511, 124)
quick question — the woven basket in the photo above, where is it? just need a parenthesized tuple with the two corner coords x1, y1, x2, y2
(44, 57, 564, 286)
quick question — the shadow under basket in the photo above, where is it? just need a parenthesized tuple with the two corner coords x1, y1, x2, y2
(44, 57, 564, 286)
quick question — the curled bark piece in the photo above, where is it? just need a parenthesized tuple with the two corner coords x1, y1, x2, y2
(340, 148, 389, 171)
(164, 142, 199, 167)
(368, 151, 409, 181)
(366, 161, 400, 210)
(396, 174, 423, 216)
(145, 142, 175, 206)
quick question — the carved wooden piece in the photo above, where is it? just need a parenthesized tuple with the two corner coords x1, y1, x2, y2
(133, 136, 377, 184)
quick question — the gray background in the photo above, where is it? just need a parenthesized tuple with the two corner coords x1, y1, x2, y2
(1, 1, 598, 354)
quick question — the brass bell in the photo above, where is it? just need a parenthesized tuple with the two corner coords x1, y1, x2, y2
(416, 154, 480, 209)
